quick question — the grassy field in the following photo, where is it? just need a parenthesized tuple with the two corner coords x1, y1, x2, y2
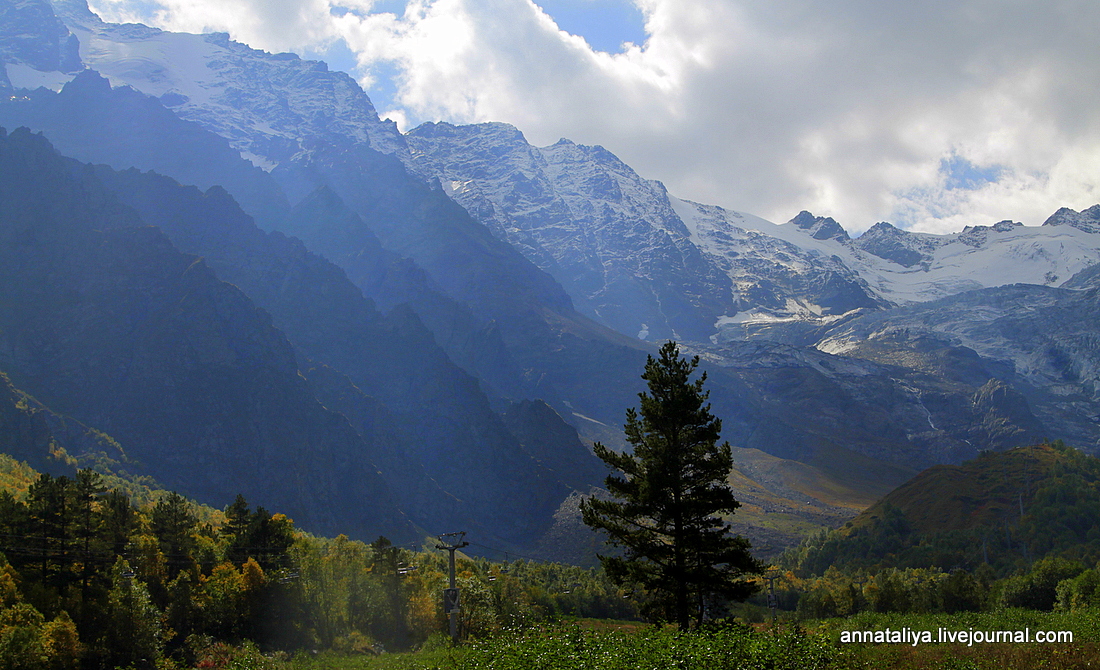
(199, 609, 1100, 670)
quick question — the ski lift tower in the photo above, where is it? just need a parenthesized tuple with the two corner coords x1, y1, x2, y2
(436, 532, 469, 644)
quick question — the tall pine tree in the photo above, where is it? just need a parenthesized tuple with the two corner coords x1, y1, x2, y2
(581, 341, 762, 628)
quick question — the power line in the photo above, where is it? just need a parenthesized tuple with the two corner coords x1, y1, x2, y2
(464, 541, 551, 565)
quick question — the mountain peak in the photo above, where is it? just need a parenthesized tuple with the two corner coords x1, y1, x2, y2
(850, 221, 931, 268)
(1042, 204, 1100, 234)
(49, 6, 405, 161)
(1, 0, 82, 73)
(788, 210, 850, 241)
(60, 66, 109, 94)
(407, 120, 527, 146)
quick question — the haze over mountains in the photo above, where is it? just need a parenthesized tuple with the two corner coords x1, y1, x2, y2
(2, 0, 1099, 558)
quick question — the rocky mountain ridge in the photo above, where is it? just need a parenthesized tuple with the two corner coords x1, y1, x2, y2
(405, 120, 1100, 352)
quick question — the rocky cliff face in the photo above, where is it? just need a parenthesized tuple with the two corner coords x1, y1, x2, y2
(850, 221, 939, 269)
(406, 122, 735, 342)
(0, 0, 80, 80)
(816, 281, 1100, 453)
(1043, 204, 1100, 234)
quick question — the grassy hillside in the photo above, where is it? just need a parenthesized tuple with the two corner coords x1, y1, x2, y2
(851, 443, 1060, 535)
(785, 441, 1100, 577)
(534, 446, 884, 566)
(722, 447, 885, 558)
(0, 451, 225, 524)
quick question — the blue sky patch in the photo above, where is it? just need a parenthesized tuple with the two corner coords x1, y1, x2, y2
(300, 38, 359, 74)
(534, 0, 647, 53)
(939, 154, 1006, 191)
(329, 1, 407, 18)
(359, 60, 405, 118)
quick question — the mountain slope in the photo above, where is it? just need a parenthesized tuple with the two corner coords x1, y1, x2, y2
(816, 281, 1100, 452)
(406, 122, 736, 341)
(0, 370, 130, 476)
(0, 126, 410, 540)
(407, 122, 886, 342)
(34, 0, 654, 437)
(0, 68, 289, 227)
(787, 442, 1100, 576)
(89, 164, 581, 544)
(0, 62, 529, 403)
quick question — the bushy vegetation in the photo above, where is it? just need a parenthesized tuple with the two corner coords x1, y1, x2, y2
(760, 556, 1100, 623)
(456, 622, 837, 670)
(173, 611, 1099, 670)
(6, 441, 1100, 669)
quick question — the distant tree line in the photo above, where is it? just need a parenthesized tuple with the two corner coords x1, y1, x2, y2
(767, 441, 1100, 620)
(773, 554, 1100, 620)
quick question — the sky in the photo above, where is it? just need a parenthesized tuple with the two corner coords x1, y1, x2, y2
(85, 0, 1100, 234)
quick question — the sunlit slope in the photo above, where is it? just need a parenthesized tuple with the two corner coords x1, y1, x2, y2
(787, 442, 1100, 576)
(723, 447, 890, 559)
(539, 444, 898, 565)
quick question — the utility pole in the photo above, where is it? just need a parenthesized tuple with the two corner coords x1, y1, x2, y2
(436, 532, 468, 645)
(853, 575, 867, 613)
(764, 568, 780, 626)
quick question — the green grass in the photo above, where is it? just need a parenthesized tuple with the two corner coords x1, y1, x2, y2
(282, 649, 456, 670)
(203, 610, 1100, 670)
(272, 624, 838, 670)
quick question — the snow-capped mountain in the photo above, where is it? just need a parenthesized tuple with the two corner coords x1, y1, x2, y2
(668, 203, 887, 343)
(22, 0, 599, 399)
(407, 118, 1100, 345)
(773, 211, 1100, 306)
(690, 208, 1100, 342)
(21, 1, 1098, 352)
(406, 121, 886, 342)
(46, 0, 405, 164)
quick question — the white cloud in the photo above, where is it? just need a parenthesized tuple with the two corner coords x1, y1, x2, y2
(87, 0, 1100, 233)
